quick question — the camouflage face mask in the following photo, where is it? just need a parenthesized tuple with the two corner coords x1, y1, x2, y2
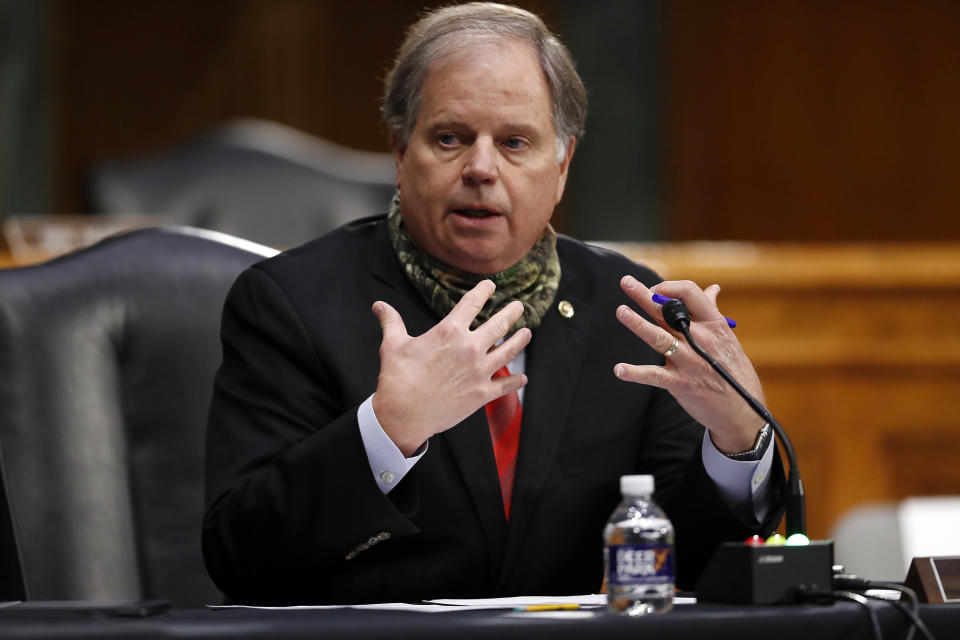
(387, 196, 560, 332)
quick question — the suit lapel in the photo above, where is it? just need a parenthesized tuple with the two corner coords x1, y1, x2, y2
(442, 411, 509, 567)
(368, 232, 509, 564)
(497, 273, 592, 588)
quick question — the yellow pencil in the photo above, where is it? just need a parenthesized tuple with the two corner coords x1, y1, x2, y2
(512, 603, 581, 612)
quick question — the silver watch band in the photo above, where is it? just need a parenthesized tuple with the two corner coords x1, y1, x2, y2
(723, 423, 772, 461)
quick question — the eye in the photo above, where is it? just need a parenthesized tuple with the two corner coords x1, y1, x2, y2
(502, 137, 528, 150)
(437, 133, 458, 147)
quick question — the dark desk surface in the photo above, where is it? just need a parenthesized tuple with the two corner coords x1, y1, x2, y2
(1, 601, 958, 640)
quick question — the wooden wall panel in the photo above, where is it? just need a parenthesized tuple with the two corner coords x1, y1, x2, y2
(884, 435, 960, 499)
(663, 1, 960, 241)
(49, 0, 558, 213)
(49, 2, 960, 242)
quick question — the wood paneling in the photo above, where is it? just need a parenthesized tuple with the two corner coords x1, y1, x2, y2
(48, 2, 960, 242)
(605, 241, 960, 539)
(663, 2, 960, 241)
(49, 0, 558, 213)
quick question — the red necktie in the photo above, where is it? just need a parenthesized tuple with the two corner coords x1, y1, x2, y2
(486, 366, 522, 519)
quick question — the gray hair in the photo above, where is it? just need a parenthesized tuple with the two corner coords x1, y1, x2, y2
(382, 2, 587, 163)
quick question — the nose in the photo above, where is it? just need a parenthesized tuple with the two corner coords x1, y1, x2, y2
(461, 138, 498, 185)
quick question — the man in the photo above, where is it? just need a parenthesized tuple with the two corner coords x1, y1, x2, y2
(203, 2, 782, 605)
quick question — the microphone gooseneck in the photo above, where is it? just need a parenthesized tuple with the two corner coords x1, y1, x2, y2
(661, 299, 806, 536)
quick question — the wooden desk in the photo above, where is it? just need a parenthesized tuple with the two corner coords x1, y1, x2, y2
(602, 241, 960, 539)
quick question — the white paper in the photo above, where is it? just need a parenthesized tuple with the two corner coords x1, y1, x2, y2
(208, 593, 699, 612)
(426, 594, 606, 607)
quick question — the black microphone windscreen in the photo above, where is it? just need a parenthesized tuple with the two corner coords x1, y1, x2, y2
(661, 299, 691, 332)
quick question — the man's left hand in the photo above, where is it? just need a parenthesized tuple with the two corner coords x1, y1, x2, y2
(614, 275, 765, 454)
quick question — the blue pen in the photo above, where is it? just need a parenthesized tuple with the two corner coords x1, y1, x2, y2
(651, 293, 737, 329)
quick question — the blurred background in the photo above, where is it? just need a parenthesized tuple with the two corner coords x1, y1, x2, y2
(3, 0, 957, 244)
(1, 0, 959, 587)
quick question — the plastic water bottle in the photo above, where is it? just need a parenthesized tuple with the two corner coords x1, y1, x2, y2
(604, 474, 675, 615)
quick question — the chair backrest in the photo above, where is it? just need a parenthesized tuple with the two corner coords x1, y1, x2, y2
(0, 226, 277, 606)
(0, 439, 25, 601)
(87, 118, 397, 248)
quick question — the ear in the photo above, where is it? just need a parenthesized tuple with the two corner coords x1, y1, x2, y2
(554, 135, 577, 204)
(391, 135, 406, 190)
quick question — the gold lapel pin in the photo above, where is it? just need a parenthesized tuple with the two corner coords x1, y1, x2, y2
(558, 300, 574, 318)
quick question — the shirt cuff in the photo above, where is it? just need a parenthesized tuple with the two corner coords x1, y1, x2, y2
(357, 395, 427, 494)
(701, 427, 774, 523)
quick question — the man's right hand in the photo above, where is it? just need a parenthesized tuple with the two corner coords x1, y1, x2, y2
(371, 280, 532, 456)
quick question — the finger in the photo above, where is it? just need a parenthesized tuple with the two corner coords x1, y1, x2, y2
(446, 279, 496, 327)
(486, 327, 532, 371)
(704, 284, 721, 306)
(616, 304, 684, 358)
(474, 299, 525, 346)
(613, 362, 677, 390)
(488, 370, 528, 401)
(372, 300, 408, 345)
(620, 275, 667, 327)
(651, 280, 725, 323)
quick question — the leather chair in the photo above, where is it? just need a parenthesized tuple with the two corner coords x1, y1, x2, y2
(0, 440, 25, 601)
(0, 226, 277, 606)
(87, 118, 397, 249)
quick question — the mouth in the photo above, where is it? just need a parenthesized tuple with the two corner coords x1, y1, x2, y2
(451, 207, 502, 219)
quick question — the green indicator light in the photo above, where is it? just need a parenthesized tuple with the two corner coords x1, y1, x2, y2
(785, 533, 810, 546)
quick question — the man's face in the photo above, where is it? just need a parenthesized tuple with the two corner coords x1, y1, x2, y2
(393, 39, 574, 275)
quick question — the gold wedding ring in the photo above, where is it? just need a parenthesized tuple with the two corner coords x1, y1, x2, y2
(663, 337, 680, 358)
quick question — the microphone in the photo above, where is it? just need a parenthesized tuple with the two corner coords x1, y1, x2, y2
(661, 298, 805, 536)
(661, 298, 831, 605)
(660, 298, 692, 332)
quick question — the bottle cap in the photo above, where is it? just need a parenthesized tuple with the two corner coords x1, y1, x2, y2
(620, 474, 654, 496)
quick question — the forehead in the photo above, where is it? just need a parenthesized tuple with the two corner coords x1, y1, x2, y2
(416, 39, 554, 129)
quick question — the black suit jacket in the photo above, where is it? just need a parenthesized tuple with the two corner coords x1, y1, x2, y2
(203, 215, 783, 605)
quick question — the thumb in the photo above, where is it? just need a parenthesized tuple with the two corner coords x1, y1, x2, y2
(372, 300, 407, 343)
